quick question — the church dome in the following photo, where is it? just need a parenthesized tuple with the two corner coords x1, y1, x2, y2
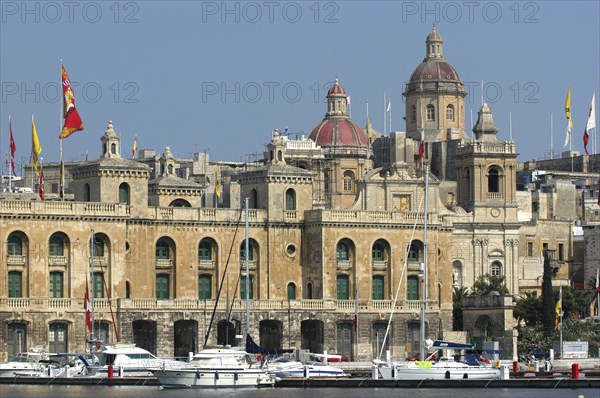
(405, 27, 465, 94)
(308, 79, 368, 152)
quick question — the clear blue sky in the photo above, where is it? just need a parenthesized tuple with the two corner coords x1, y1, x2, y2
(1, 1, 599, 169)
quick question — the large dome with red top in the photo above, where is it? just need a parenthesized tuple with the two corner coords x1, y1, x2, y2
(308, 79, 368, 152)
(309, 118, 368, 148)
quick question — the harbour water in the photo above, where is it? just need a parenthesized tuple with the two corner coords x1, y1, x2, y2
(0, 385, 596, 398)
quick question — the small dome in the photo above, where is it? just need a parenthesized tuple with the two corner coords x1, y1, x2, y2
(426, 27, 443, 42)
(327, 78, 346, 96)
(309, 118, 367, 148)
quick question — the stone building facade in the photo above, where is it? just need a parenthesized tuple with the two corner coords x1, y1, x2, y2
(0, 28, 589, 362)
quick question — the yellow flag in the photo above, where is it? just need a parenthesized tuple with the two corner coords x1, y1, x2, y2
(563, 88, 573, 147)
(215, 167, 221, 198)
(32, 115, 42, 176)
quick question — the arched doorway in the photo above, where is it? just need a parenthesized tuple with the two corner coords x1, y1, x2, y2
(300, 320, 324, 354)
(174, 320, 197, 359)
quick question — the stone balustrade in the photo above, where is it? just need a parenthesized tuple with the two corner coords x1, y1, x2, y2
(0, 297, 438, 313)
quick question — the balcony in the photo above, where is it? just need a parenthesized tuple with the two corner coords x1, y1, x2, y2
(239, 260, 256, 271)
(92, 257, 108, 268)
(155, 258, 173, 269)
(49, 256, 67, 266)
(198, 259, 215, 269)
(372, 260, 387, 271)
(337, 260, 351, 270)
(7, 255, 25, 265)
(407, 261, 422, 271)
(284, 210, 297, 221)
(487, 192, 503, 200)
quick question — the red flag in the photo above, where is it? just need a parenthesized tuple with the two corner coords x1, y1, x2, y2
(84, 276, 92, 332)
(59, 65, 84, 139)
(9, 117, 16, 176)
(38, 168, 45, 200)
(584, 130, 589, 155)
(595, 268, 600, 294)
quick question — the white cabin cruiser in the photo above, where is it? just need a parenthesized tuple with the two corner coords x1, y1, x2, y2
(0, 350, 51, 377)
(151, 346, 275, 388)
(89, 343, 185, 377)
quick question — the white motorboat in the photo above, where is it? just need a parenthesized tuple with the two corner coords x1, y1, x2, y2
(151, 346, 275, 388)
(89, 343, 185, 377)
(374, 340, 503, 380)
(0, 350, 51, 377)
(269, 356, 348, 379)
(14, 353, 90, 377)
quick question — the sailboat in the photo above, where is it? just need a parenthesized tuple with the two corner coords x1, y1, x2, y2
(374, 165, 504, 380)
(151, 198, 276, 388)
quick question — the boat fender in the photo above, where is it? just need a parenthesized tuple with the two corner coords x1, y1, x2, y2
(463, 373, 468, 379)
(234, 371, 239, 381)
(444, 371, 450, 379)
(215, 370, 219, 380)
(196, 369, 200, 379)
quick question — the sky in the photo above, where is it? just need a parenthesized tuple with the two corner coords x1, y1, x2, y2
(1, 1, 599, 170)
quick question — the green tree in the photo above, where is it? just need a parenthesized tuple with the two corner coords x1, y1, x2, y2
(541, 252, 556, 335)
(452, 286, 469, 331)
(470, 274, 509, 296)
(514, 292, 542, 326)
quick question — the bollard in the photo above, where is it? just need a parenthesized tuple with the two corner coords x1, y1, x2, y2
(512, 360, 518, 373)
(108, 364, 114, 378)
(571, 363, 579, 380)
(303, 365, 310, 380)
(533, 361, 539, 372)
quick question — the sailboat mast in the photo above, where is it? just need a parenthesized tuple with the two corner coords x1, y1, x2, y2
(90, 228, 95, 343)
(245, 197, 250, 338)
(420, 164, 429, 360)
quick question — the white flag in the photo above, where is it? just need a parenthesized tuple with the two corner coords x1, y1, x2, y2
(386, 99, 392, 112)
(587, 92, 596, 131)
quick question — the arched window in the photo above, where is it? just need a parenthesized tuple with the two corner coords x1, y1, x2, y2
(126, 281, 131, 298)
(407, 241, 420, 262)
(446, 105, 454, 121)
(306, 282, 313, 299)
(372, 242, 384, 261)
(411, 105, 417, 122)
(407, 276, 419, 300)
(277, 151, 283, 161)
(91, 237, 104, 257)
(426, 104, 435, 121)
(343, 171, 354, 192)
(83, 183, 91, 201)
(49, 272, 63, 298)
(372, 275, 384, 300)
(285, 189, 296, 211)
(336, 241, 349, 261)
(287, 283, 296, 300)
(49, 236, 64, 256)
(198, 241, 212, 261)
(156, 240, 169, 259)
(118, 183, 130, 205)
(488, 168, 500, 193)
(491, 261, 502, 276)
(336, 275, 349, 300)
(111, 143, 116, 154)
(198, 275, 212, 299)
(269, 150, 274, 161)
(240, 241, 254, 261)
(249, 189, 258, 209)
(8, 271, 22, 298)
(8, 235, 23, 255)
(168, 164, 174, 174)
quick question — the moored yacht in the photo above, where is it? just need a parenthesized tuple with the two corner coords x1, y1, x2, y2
(150, 346, 275, 388)
(89, 343, 185, 377)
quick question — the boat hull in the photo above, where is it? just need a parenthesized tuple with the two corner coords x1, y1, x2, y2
(152, 368, 275, 388)
(379, 365, 501, 380)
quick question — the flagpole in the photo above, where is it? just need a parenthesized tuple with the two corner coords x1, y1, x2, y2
(60, 60, 64, 201)
(551, 113, 554, 159)
(90, 228, 95, 344)
(8, 115, 12, 193)
(383, 91, 387, 136)
(509, 112, 513, 141)
(389, 99, 392, 133)
(31, 115, 35, 190)
(559, 283, 563, 359)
